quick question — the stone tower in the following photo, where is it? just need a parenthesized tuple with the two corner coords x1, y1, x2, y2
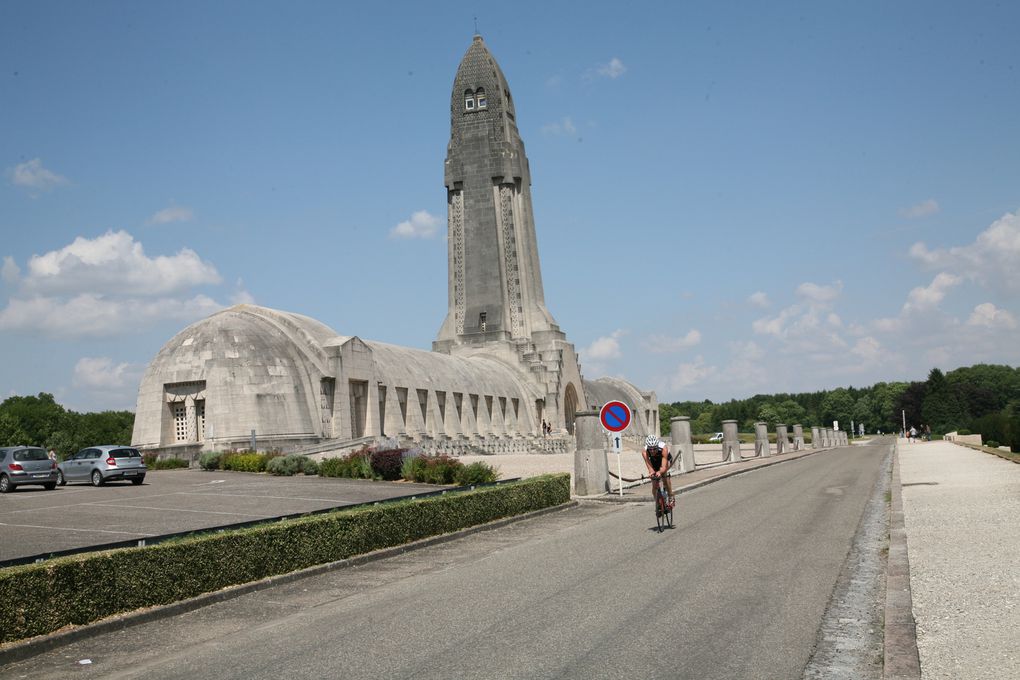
(434, 34, 586, 433)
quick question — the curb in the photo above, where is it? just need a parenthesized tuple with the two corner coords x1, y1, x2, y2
(582, 444, 838, 503)
(0, 500, 578, 667)
(884, 443, 921, 679)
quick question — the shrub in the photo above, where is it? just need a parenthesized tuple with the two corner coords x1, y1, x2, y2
(149, 457, 189, 470)
(319, 449, 376, 480)
(956, 428, 972, 436)
(198, 452, 223, 470)
(401, 454, 464, 485)
(0, 474, 571, 644)
(222, 453, 271, 473)
(266, 454, 318, 476)
(401, 454, 427, 482)
(370, 449, 405, 481)
(986, 440, 1000, 449)
(454, 461, 498, 486)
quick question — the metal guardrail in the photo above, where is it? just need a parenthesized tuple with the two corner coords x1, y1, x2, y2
(0, 477, 523, 570)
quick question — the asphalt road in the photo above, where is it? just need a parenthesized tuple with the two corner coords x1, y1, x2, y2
(0, 470, 441, 562)
(3, 444, 887, 680)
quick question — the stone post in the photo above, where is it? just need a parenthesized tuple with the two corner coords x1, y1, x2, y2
(754, 422, 770, 458)
(841, 431, 848, 446)
(670, 416, 695, 474)
(811, 426, 821, 449)
(775, 424, 788, 455)
(826, 428, 834, 447)
(792, 424, 804, 451)
(573, 411, 608, 496)
(722, 419, 740, 463)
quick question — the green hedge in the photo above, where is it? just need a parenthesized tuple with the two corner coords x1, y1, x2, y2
(0, 473, 569, 644)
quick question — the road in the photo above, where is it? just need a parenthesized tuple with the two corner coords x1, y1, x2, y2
(3, 443, 888, 680)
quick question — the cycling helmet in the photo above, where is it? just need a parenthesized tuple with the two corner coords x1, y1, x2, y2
(645, 434, 660, 448)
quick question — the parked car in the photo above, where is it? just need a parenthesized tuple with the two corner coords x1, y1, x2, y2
(708, 432, 724, 442)
(0, 446, 59, 492)
(57, 446, 147, 486)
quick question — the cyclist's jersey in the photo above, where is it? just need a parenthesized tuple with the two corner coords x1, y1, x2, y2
(646, 445, 670, 470)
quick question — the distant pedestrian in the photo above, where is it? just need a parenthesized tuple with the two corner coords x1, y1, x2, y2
(541, 419, 548, 437)
(909, 426, 917, 443)
(47, 449, 57, 461)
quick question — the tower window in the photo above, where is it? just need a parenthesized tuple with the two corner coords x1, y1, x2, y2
(464, 89, 475, 111)
(479, 312, 487, 332)
(475, 88, 486, 109)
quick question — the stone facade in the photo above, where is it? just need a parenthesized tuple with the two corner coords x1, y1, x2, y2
(131, 35, 655, 456)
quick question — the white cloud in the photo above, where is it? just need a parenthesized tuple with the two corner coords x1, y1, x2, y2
(582, 329, 626, 360)
(899, 199, 940, 219)
(752, 306, 800, 337)
(1, 256, 19, 284)
(796, 280, 843, 305)
(642, 329, 701, 353)
(22, 230, 220, 296)
(966, 302, 1018, 330)
(72, 357, 142, 390)
(668, 356, 716, 391)
(909, 210, 1020, 293)
(747, 291, 770, 308)
(541, 117, 577, 137)
(147, 205, 194, 225)
(7, 158, 68, 193)
(597, 57, 627, 79)
(902, 272, 961, 313)
(0, 293, 222, 337)
(851, 336, 883, 362)
(390, 210, 440, 239)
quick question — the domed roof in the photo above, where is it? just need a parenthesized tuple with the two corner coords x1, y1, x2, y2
(451, 34, 517, 124)
(147, 304, 338, 380)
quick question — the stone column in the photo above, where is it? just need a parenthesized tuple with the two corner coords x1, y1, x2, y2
(826, 428, 834, 447)
(670, 416, 695, 474)
(792, 424, 804, 451)
(754, 422, 770, 458)
(574, 411, 608, 496)
(775, 424, 787, 455)
(811, 426, 821, 449)
(722, 419, 740, 463)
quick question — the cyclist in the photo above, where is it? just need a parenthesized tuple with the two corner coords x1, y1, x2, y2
(642, 434, 674, 508)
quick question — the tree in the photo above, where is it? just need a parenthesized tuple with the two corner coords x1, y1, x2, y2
(922, 368, 967, 433)
(820, 388, 855, 429)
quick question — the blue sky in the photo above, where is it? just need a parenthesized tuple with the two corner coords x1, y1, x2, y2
(2, 1, 1019, 412)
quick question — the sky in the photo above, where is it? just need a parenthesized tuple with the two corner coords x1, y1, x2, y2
(2, 1, 1019, 412)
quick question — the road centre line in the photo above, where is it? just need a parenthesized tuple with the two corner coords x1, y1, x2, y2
(0, 521, 154, 537)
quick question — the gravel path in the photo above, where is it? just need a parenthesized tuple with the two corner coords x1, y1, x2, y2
(898, 439, 1020, 679)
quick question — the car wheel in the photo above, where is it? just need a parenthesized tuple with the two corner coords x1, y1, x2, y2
(0, 474, 11, 493)
(44, 482, 57, 490)
(131, 477, 144, 485)
(57, 470, 66, 486)
(91, 470, 104, 487)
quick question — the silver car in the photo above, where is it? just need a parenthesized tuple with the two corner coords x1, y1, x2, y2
(57, 445, 147, 486)
(0, 446, 59, 492)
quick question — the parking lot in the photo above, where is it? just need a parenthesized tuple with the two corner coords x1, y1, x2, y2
(0, 469, 441, 563)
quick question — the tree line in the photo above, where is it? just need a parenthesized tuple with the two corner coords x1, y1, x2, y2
(659, 363, 1020, 451)
(0, 393, 134, 458)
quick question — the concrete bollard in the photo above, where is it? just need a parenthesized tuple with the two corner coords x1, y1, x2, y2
(827, 428, 835, 447)
(811, 426, 821, 449)
(775, 424, 788, 455)
(573, 411, 608, 496)
(722, 419, 741, 463)
(754, 422, 771, 458)
(670, 416, 695, 473)
(792, 424, 804, 451)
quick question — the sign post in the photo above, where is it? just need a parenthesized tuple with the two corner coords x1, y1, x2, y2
(600, 401, 632, 497)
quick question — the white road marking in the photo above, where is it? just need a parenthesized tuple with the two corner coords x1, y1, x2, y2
(0, 521, 154, 537)
(82, 502, 262, 517)
(178, 492, 354, 503)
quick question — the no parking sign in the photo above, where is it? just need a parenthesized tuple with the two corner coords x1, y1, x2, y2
(600, 400, 632, 497)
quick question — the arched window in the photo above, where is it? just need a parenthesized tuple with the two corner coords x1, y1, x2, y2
(475, 87, 487, 109)
(464, 89, 475, 111)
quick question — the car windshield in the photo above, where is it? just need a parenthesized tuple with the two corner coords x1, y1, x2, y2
(110, 448, 141, 458)
(14, 449, 48, 461)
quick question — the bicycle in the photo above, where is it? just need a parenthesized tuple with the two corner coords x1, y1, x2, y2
(651, 472, 674, 532)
